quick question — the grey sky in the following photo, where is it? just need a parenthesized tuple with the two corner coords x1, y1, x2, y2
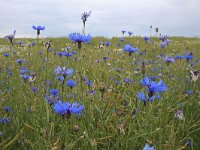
(0, 0, 199, 38)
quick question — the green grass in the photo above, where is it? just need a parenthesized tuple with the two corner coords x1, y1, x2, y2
(0, 36, 200, 150)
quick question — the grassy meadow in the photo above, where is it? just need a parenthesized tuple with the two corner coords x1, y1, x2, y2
(0, 36, 200, 150)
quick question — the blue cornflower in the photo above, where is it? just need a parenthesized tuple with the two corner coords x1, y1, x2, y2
(32, 25, 45, 38)
(69, 33, 91, 49)
(103, 56, 108, 62)
(185, 55, 193, 61)
(4, 30, 16, 45)
(3, 106, 11, 112)
(16, 59, 25, 65)
(120, 38, 124, 42)
(17, 41, 24, 46)
(66, 80, 77, 89)
(0, 118, 10, 125)
(104, 42, 111, 47)
(20, 74, 30, 81)
(128, 31, 133, 36)
(4, 53, 10, 57)
(137, 91, 160, 103)
(29, 41, 36, 47)
(123, 44, 138, 56)
(123, 78, 131, 83)
(121, 30, 126, 35)
(144, 36, 150, 43)
(49, 89, 59, 96)
(84, 80, 93, 87)
(143, 144, 155, 150)
(31, 87, 38, 92)
(186, 90, 192, 95)
(163, 56, 175, 65)
(140, 76, 167, 97)
(55, 66, 74, 78)
(160, 35, 168, 42)
(160, 42, 167, 48)
(116, 43, 121, 48)
(20, 68, 27, 74)
(56, 76, 64, 81)
(174, 55, 185, 59)
(44, 94, 59, 105)
(53, 100, 84, 116)
(32, 25, 45, 31)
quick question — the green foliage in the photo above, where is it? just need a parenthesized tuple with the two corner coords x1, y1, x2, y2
(0, 37, 199, 150)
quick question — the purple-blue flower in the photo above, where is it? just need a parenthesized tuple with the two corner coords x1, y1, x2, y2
(20, 68, 27, 74)
(55, 66, 73, 77)
(32, 25, 45, 38)
(104, 42, 111, 47)
(20, 75, 30, 80)
(32, 25, 45, 31)
(4, 53, 10, 57)
(137, 91, 160, 103)
(50, 89, 59, 96)
(144, 36, 150, 43)
(140, 76, 167, 96)
(53, 100, 84, 116)
(128, 31, 133, 36)
(69, 33, 91, 43)
(123, 44, 138, 56)
(0, 118, 10, 125)
(120, 38, 124, 42)
(121, 30, 126, 35)
(163, 56, 175, 64)
(69, 33, 91, 49)
(66, 80, 77, 88)
(16, 59, 25, 65)
(143, 144, 154, 150)
(3, 106, 11, 112)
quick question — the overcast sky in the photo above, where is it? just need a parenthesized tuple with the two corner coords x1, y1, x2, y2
(0, 0, 199, 38)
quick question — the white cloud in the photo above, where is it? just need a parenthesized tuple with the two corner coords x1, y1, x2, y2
(0, 0, 200, 38)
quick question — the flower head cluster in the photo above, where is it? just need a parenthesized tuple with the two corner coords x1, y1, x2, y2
(16, 59, 25, 66)
(69, 33, 91, 43)
(83, 76, 93, 87)
(55, 66, 73, 78)
(138, 76, 167, 105)
(4, 30, 16, 45)
(163, 56, 175, 65)
(120, 38, 124, 42)
(4, 53, 10, 58)
(104, 41, 111, 47)
(128, 31, 133, 36)
(140, 76, 167, 95)
(32, 25, 45, 31)
(32, 25, 45, 38)
(159, 35, 170, 48)
(3, 106, 11, 112)
(121, 30, 126, 35)
(123, 44, 138, 56)
(0, 118, 10, 125)
(174, 53, 193, 61)
(66, 80, 77, 89)
(45, 89, 60, 105)
(143, 144, 154, 150)
(137, 91, 160, 102)
(144, 36, 150, 43)
(53, 100, 84, 116)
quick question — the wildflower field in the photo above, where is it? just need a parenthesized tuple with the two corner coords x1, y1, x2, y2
(0, 35, 200, 150)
